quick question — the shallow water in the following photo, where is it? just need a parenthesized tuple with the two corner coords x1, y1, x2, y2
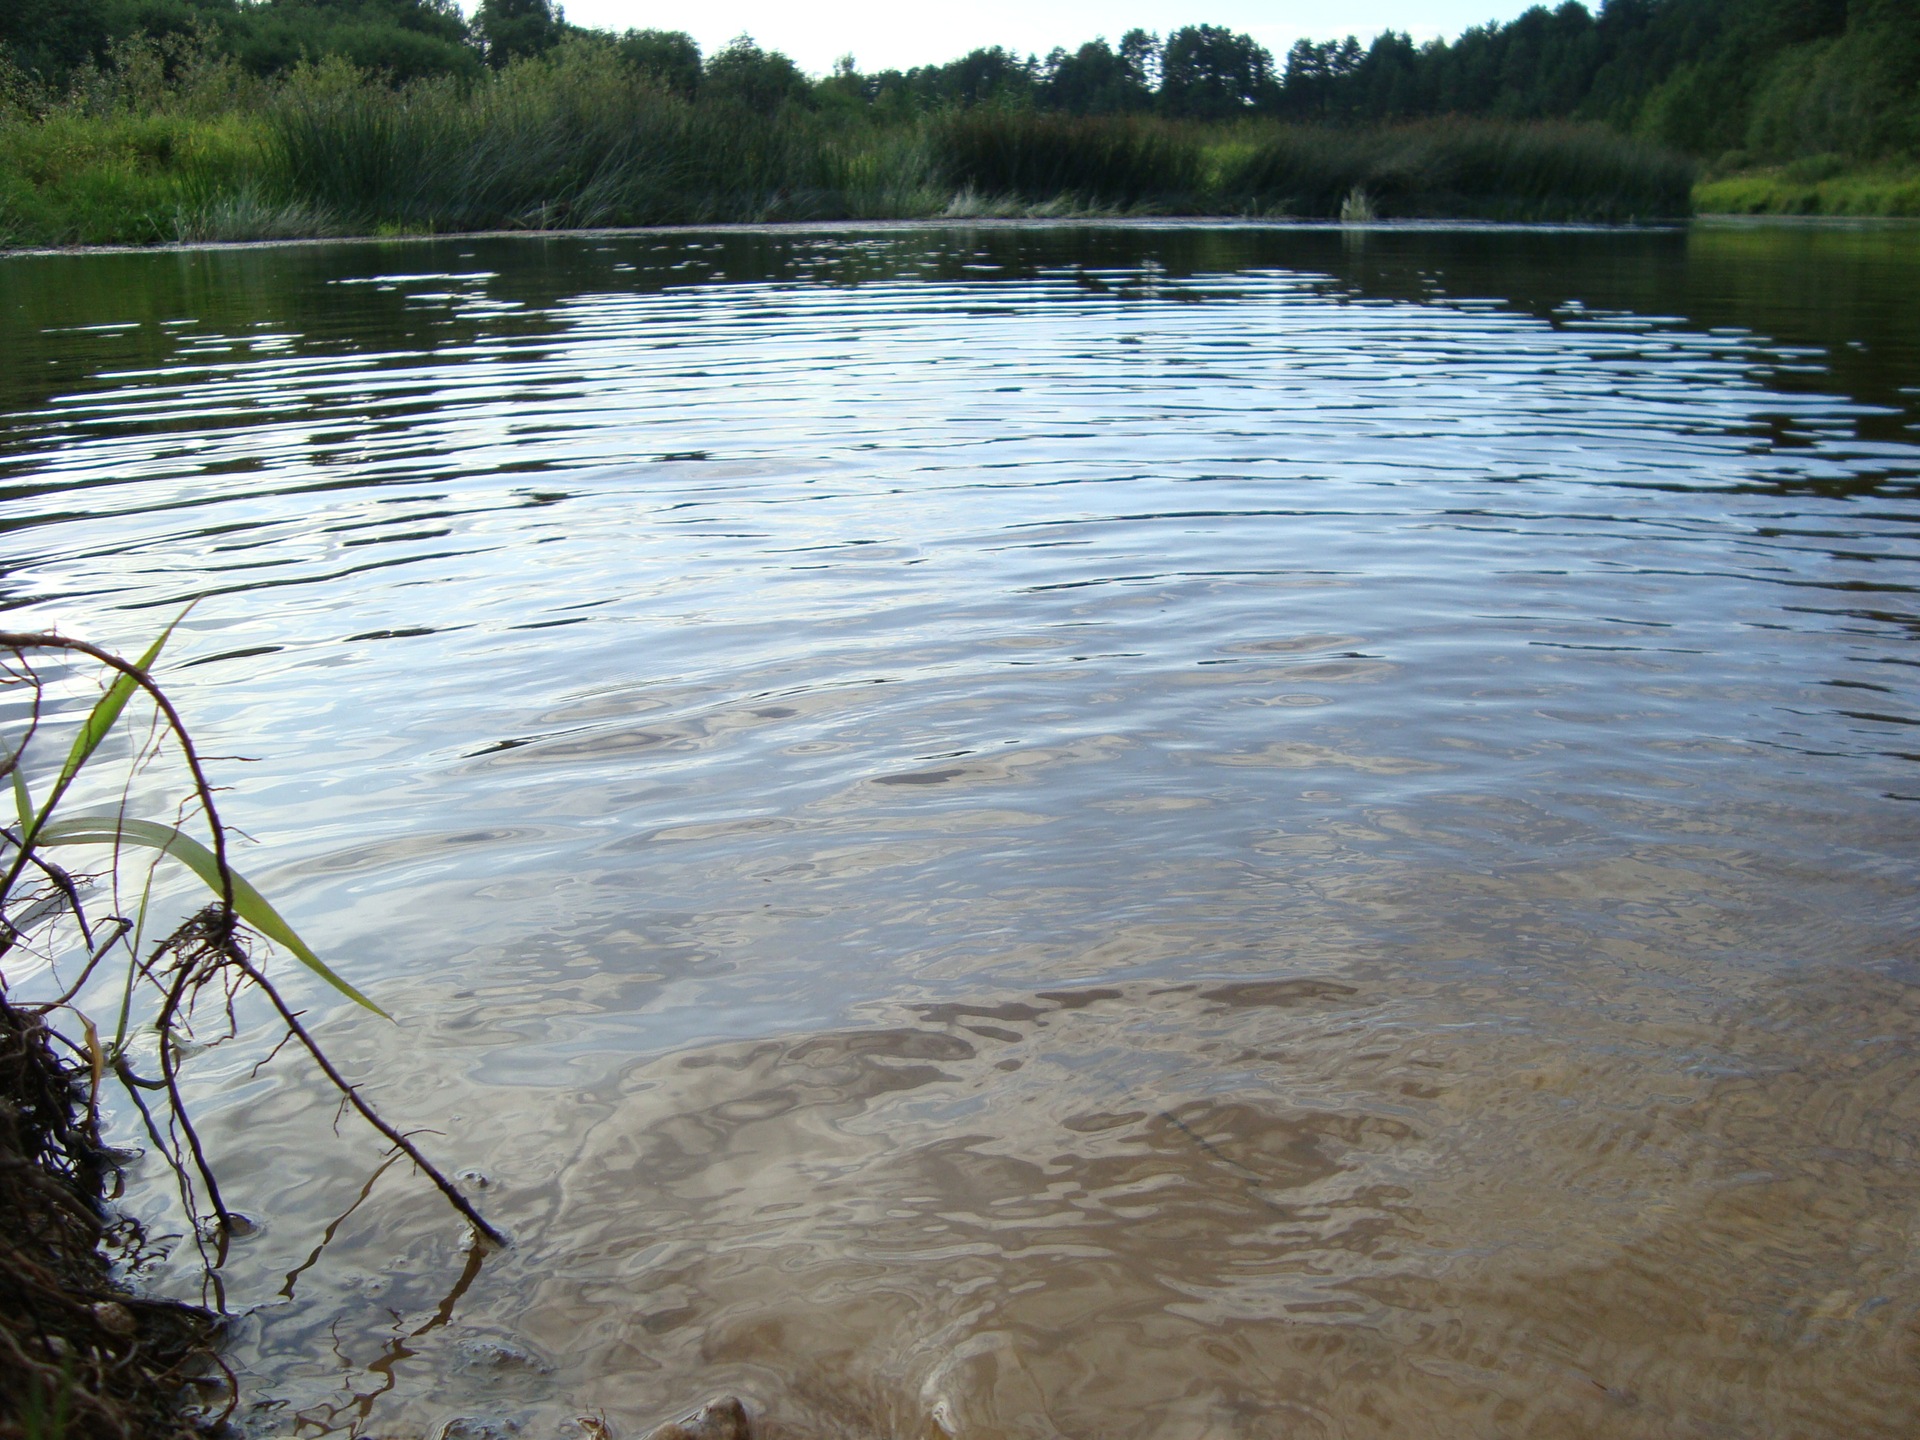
(3, 220, 1919, 1439)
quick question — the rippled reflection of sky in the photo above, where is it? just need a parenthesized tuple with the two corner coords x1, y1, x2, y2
(513, 0, 1513, 77)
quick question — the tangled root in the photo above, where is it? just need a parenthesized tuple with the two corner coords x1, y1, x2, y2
(0, 996, 219, 1440)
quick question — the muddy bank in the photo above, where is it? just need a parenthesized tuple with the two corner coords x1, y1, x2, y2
(0, 996, 218, 1440)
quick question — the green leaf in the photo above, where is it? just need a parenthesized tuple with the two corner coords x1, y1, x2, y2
(54, 620, 179, 794)
(11, 767, 29, 833)
(37, 815, 388, 1019)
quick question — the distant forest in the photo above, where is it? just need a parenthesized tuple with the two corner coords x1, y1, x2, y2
(4, 0, 1917, 163)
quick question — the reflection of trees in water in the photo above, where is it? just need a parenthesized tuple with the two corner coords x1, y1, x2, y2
(8, 224, 1914, 469)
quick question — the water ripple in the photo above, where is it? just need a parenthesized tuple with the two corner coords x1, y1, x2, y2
(3, 223, 1919, 1437)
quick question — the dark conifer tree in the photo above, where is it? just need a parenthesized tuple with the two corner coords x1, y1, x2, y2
(1041, 37, 1154, 113)
(1159, 25, 1274, 118)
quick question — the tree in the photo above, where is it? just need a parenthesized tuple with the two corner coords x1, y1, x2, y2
(0, 0, 243, 83)
(1040, 36, 1153, 113)
(1160, 24, 1273, 119)
(912, 45, 1036, 108)
(0, 0, 116, 79)
(474, 0, 558, 68)
(1119, 29, 1159, 91)
(814, 53, 868, 112)
(702, 33, 809, 111)
(231, 0, 478, 82)
(615, 26, 698, 98)
(1357, 31, 1424, 120)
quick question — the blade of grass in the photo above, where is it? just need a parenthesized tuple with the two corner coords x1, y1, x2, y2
(38, 815, 388, 1018)
(20, 610, 190, 857)
(52, 616, 179, 795)
(114, 861, 162, 1052)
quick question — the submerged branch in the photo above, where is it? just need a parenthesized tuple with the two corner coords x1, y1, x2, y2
(232, 949, 507, 1246)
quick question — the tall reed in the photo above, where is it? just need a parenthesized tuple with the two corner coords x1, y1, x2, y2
(1, 46, 1700, 246)
(1219, 119, 1695, 220)
(929, 111, 1207, 209)
(265, 50, 850, 229)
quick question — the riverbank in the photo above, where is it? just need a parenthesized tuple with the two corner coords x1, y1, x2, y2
(0, 997, 218, 1440)
(1695, 162, 1920, 218)
(12, 114, 1916, 250)
(0, 124, 1694, 247)
(0, 54, 1696, 247)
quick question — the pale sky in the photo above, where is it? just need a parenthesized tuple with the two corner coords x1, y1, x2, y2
(540, 0, 1529, 77)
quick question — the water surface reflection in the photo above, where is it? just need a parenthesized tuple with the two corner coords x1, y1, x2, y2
(1, 221, 1917, 1438)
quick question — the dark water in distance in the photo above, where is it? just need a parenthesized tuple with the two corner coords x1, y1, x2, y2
(3, 220, 1920, 1439)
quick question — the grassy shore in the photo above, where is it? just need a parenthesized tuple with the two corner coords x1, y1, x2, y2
(1694, 156, 1920, 218)
(0, 49, 1700, 247)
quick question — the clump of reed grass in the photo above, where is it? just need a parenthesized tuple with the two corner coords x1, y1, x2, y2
(1220, 118, 1694, 220)
(1384, 120, 1696, 221)
(929, 110, 1205, 210)
(1209, 125, 1368, 215)
(817, 126, 945, 219)
(0, 43, 1701, 245)
(917, 113, 1690, 222)
(0, 621, 503, 1435)
(264, 46, 847, 230)
(171, 184, 337, 242)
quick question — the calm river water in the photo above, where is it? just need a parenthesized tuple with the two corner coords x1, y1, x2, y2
(3, 221, 1919, 1439)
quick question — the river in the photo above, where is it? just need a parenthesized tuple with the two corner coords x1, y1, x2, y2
(2, 219, 1918, 1439)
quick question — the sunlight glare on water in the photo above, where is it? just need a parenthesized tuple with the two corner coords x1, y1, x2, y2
(2, 221, 1919, 1439)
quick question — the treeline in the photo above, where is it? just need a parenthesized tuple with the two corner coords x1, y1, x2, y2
(4, 0, 1917, 164)
(1275, 0, 1920, 164)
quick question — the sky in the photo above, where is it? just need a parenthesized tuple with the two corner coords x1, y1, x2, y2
(536, 0, 1531, 77)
